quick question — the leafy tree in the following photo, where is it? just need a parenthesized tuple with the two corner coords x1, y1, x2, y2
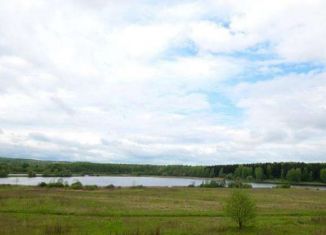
(28, 171, 36, 177)
(234, 166, 252, 179)
(242, 167, 253, 179)
(0, 169, 8, 178)
(302, 167, 308, 180)
(0, 163, 9, 178)
(286, 168, 301, 182)
(320, 168, 326, 183)
(225, 173, 233, 180)
(302, 167, 311, 181)
(280, 168, 285, 179)
(218, 168, 225, 178)
(308, 171, 313, 181)
(234, 166, 243, 178)
(266, 165, 272, 179)
(254, 167, 264, 181)
(224, 190, 256, 229)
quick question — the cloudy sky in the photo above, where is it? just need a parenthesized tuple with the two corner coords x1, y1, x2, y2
(0, 0, 326, 164)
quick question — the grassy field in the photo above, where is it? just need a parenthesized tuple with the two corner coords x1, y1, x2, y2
(0, 186, 325, 235)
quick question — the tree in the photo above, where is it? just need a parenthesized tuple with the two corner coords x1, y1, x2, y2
(242, 167, 253, 179)
(234, 166, 243, 178)
(286, 168, 301, 182)
(28, 170, 36, 177)
(234, 166, 253, 179)
(320, 168, 326, 183)
(0, 164, 9, 178)
(0, 169, 8, 178)
(254, 167, 264, 181)
(218, 168, 225, 178)
(224, 190, 256, 229)
(302, 167, 313, 181)
(266, 165, 272, 179)
(281, 168, 285, 179)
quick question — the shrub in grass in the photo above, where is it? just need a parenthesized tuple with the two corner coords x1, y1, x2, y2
(246, 175, 254, 181)
(70, 181, 83, 190)
(131, 185, 144, 189)
(188, 182, 195, 187)
(224, 190, 256, 229)
(274, 183, 291, 188)
(199, 180, 225, 188)
(105, 184, 115, 189)
(228, 180, 252, 188)
(47, 180, 65, 188)
(84, 185, 98, 190)
(38, 182, 47, 187)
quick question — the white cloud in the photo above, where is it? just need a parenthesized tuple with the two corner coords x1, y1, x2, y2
(231, 72, 326, 153)
(0, 0, 326, 164)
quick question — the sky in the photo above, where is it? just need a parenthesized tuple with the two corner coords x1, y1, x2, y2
(0, 0, 326, 165)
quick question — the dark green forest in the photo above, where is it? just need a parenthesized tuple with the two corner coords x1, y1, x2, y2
(208, 162, 326, 183)
(0, 157, 325, 183)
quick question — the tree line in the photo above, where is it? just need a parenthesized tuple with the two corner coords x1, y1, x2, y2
(0, 157, 326, 183)
(208, 162, 326, 183)
(0, 157, 213, 178)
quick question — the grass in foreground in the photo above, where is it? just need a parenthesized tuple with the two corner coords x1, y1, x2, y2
(0, 186, 325, 234)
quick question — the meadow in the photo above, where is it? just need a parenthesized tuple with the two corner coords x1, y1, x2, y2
(0, 186, 325, 235)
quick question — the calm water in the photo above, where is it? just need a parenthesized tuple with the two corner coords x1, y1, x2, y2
(0, 176, 206, 187)
(0, 176, 325, 190)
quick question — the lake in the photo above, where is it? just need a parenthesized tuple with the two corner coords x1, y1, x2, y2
(0, 176, 325, 190)
(0, 176, 208, 187)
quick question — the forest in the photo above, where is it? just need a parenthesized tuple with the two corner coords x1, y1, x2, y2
(0, 157, 325, 183)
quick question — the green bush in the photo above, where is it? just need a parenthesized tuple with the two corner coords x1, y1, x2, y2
(224, 190, 256, 229)
(228, 181, 252, 188)
(84, 185, 98, 190)
(274, 183, 291, 188)
(246, 176, 253, 181)
(105, 184, 115, 189)
(45, 179, 65, 188)
(28, 171, 36, 177)
(188, 182, 195, 187)
(38, 182, 47, 187)
(199, 180, 225, 188)
(47, 181, 64, 188)
(70, 181, 83, 190)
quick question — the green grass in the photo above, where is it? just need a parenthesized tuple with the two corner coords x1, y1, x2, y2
(0, 186, 325, 234)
